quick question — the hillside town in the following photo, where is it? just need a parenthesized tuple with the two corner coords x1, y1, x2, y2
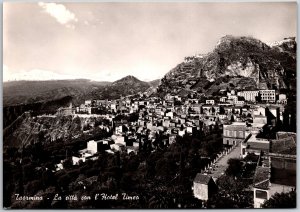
(54, 87, 296, 208)
(3, 1, 297, 209)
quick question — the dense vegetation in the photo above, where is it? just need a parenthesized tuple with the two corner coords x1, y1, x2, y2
(4, 124, 225, 209)
(262, 190, 296, 208)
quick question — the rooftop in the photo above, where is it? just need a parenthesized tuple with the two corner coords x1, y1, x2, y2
(194, 173, 212, 184)
(254, 179, 270, 190)
(224, 125, 246, 131)
(276, 131, 296, 140)
(253, 166, 270, 189)
(247, 141, 270, 151)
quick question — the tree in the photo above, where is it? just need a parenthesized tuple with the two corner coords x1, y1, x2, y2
(244, 153, 258, 163)
(207, 175, 252, 208)
(255, 93, 262, 102)
(225, 158, 243, 177)
(24, 179, 43, 196)
(262, 190, 296, 208)
(62, 158, 73, 169)
(219, 106, 225, 115)
(155, 157, 176, 180)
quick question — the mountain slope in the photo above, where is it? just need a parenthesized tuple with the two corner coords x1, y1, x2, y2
(157, 35, 296, 96)
(88, 75, 151, 99)
(3, 76, 157, 106)
(3, 80, 110, 106)
(148, 79, 161, 87)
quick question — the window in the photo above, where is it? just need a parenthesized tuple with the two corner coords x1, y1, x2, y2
(238, 131, 243, 138)
(256, 190, 268, 199)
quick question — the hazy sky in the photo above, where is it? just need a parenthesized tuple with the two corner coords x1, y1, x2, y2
(3, 2, 297, 82)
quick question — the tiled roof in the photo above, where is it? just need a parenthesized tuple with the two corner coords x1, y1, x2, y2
(224, 125, 246, 131)
(254, 179, 270, 190)
(247, 141, 270, 151)
(253, 115, 267, 118)
(271, 136, 296, 155)
(276, 132, 297, 140)
(194, 173, 212, 184)
(253, 166, 270, 189)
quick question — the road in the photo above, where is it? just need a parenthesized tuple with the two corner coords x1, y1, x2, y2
(207, 144, 241, 180)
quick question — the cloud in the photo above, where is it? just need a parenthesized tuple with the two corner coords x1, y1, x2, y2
(38, 2, 78, 28)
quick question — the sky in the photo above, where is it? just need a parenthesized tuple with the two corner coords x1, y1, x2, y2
(3, 2, 297, 82)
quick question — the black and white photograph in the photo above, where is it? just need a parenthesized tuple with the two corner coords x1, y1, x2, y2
(3, 1, 297, 209)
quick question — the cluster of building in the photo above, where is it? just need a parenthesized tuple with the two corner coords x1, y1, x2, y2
(218, 89, 286, 105)
(54, 87, 294, 208)
(193, 110, 296, 208)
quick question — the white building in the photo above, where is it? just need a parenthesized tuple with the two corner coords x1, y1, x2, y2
(87, 140, 102, 154)
(186, 126, 196, 135)
(111, 103, 118, 112)
(260, 90, 276, 102)
(206, 100, 215, 105)
(110, 143, 125, 152)
(166, 111, 174, 119)
(193, 173, 218, 201)
(237, 90, 259, 102)
(235, 100, 245, 106)
(220, 97, 227, 102)
(278, 94, 287, 104)
(85, 100, 92, 106)
(253, 106, 266, 116)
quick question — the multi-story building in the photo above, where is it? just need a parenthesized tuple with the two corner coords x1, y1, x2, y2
(72, 139, 111, 165)
(260, 90, 276, 102)
(223, 122, 246, 145)
(237, 90, 260, 102)
(237, 90, 276, 102)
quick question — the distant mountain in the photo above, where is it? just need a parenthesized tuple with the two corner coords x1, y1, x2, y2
(148, 79, 161, 87)
(3, 79, 110, 106)
(3, 76, 157, 107)
(3, 76, 152, 128)
(157, 35, 296, 97)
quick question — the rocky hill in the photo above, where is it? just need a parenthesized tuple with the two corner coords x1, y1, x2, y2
(85, 75, 152, 100)
(3, 113, 111, 148)
(148, 79, 161, 87)
(157, 36, 296, 96)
